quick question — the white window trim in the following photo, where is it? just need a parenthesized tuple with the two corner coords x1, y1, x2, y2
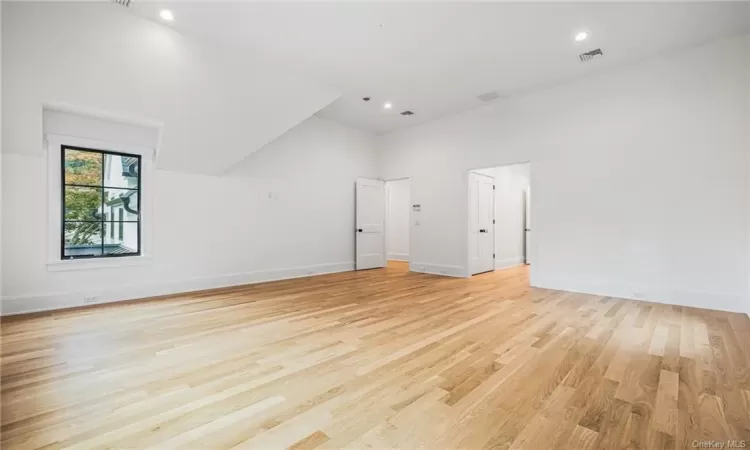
(46, 133, 155, 271)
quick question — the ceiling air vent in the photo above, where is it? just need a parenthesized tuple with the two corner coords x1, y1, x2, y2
(579, 48, 603, 62)
(477, 91, 501, 102)
(112, 0, 132, 7)
(400, 111, 414, 116)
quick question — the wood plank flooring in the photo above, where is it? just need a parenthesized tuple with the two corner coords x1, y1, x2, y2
(2, 263, 749, 449)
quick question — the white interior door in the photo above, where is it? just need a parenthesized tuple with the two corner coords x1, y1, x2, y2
(525, 187, 531, 264)
(356, 177, 386, 270)
(469, 172, 495, 275)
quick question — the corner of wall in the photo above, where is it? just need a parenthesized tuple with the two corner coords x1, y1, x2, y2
(409, 262, 465, 278)
(532, 273, 747, 315)
(495, 257, 525, 270)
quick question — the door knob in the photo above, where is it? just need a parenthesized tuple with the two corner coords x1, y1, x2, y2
(357, 229, 363, 232)
(479, 229, 487, 233)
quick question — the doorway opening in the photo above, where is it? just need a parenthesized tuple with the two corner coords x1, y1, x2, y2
(468, 162, 531, 276)
(354, 177, 411, 273)
(385, 178, 411, 272)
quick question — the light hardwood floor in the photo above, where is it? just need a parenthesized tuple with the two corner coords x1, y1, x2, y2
(2, 263, 749, 449)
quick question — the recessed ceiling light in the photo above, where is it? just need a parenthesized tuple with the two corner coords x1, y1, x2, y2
(574, 31, 589, 42)
(160, 10, 174, 22)
(383, 102, 393, 109)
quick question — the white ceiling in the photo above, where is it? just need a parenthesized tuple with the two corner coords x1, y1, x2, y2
(132, 2, 750, 135)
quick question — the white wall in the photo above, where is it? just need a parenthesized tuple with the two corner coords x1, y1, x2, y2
(386, 179, 410, 261)
(2, 3, 748, 316)
(380, 34, 750, 313)
(0, 2, 378, 315)
(2, 115, 377, 315)
(476, 163, 530, 269)
(2, 2, 339, 175)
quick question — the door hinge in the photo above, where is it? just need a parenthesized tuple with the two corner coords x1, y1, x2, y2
(493, 185, 496, 190)
(493, 253, 495, 258)
(493, 219, 495, 224)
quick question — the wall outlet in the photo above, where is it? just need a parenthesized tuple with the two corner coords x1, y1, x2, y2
(83, 295, 99, 304)
(632, 292, 645, 299)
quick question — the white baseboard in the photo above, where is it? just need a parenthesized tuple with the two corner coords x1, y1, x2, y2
(495, 256, 525, 270)
(531, 275, 747, 315)
(0, 261, 354, 316)
(410, 262, 466, 278)
(7, 263, 745, 317)
(387, 253, 409, 262)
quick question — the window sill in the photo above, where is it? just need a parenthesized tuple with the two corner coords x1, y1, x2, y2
(47, 255, 152, 272)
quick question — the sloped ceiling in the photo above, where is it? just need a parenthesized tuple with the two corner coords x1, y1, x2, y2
(131, 2, 750, 135)
(1, 2, 339, 175)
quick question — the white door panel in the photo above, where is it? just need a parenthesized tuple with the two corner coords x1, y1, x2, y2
(356, 178, 386, 270)
(469, 172, 495, 275)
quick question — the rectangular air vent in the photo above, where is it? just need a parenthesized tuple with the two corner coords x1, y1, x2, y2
(112, 0, 132, 7)
(579, 48, 603, 62)
(400, 111, 414, 116)
(477, 91, 501, 102)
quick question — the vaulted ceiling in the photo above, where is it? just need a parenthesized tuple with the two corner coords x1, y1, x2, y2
(4, 2, 748, 177)
(2, 2, 340, 175)
(132, 2, 750, 134)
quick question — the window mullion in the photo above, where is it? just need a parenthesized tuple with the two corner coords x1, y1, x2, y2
(60, 146, 66, 259)
(101, 152, 105, 257)
(137, 155, 142, 254)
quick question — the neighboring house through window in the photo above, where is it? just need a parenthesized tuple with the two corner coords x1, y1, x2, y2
(62, 145, 141, 259)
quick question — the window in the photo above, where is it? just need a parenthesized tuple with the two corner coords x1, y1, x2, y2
(62, 145, 141, 259)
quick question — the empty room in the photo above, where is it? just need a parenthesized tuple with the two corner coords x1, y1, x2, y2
(1, 1, 749, 449)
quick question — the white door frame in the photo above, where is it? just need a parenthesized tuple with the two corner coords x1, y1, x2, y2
(524, 187, 531, 265)
(467, 162, 532, 277)
(384, 177, 411, 266)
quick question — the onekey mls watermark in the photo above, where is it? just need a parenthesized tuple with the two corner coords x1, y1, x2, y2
(692, 441, 748, 449)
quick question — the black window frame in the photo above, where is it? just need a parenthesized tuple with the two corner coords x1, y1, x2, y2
(61, 145, 142, 260)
